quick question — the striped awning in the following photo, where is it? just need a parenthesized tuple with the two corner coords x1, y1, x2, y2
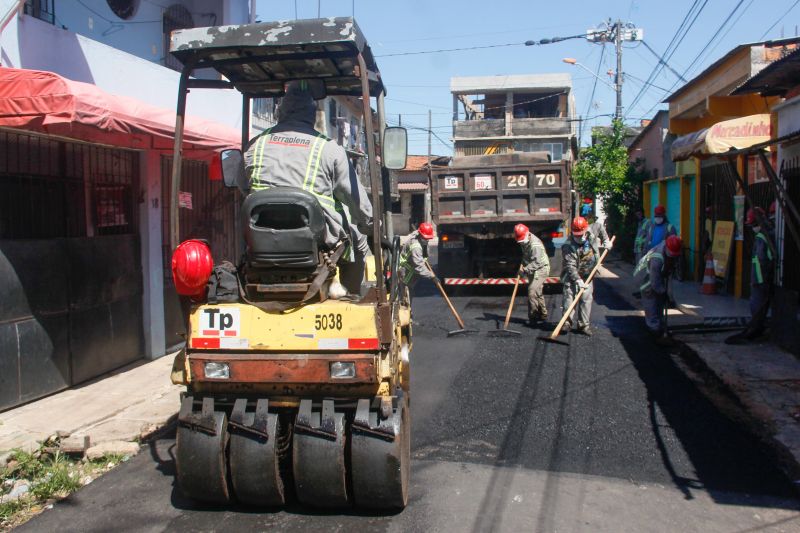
(398, 182, 428, 192)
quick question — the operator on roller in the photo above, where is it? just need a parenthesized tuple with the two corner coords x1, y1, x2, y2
(560, 217, 598, 336)
(398, 222, 436, 299)
(635, 235, 683, 345)
(514, 223, 550, 325)
(244, 80, 373, 294)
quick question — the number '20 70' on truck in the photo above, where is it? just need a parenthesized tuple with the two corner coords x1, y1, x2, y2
(431, 152, 571, 287)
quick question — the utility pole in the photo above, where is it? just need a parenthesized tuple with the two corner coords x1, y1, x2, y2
(585, 20, 643, 122)
(614, 19, 623, 120)
(427, 110, 432, 167)
(427, 109, 432, 224)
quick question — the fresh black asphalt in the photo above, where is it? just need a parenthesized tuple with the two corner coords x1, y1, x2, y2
(19, 275, 800, 531)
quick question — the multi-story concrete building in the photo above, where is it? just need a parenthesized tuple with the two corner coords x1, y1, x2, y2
(450, 73, 577, 162)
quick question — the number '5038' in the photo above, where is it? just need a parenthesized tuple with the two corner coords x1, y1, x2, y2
(315, 313, 343, 330)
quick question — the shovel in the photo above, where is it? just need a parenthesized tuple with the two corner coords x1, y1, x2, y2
(539, 236, 615, 346)
(425, 260, 477, 337)
(488, 265, 524, 337)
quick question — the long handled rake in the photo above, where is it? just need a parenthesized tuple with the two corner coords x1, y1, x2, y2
(488, 265, 524, 337)
(425, 260, 477, 337)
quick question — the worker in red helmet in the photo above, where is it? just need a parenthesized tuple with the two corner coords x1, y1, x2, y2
(515, 224, 550, 325)
(635, 234, 683, 344)
(398, 222, 437, 299)
(637, 205, 677, 256)
(727, 207, 774, 344)
(560, 217, 599, 335)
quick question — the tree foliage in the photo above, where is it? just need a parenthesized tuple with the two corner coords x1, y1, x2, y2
(573, 119, 647, 260)
(573, 119, 630, 200)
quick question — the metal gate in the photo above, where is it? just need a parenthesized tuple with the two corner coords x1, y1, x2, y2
(780, 156, 800, 293)
(0, 129, 143, 410)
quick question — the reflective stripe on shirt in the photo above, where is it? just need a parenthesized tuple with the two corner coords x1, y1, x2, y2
(250, 130, 337, 209)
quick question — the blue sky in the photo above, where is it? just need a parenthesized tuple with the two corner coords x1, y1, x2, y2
(256, 0, 800, 155)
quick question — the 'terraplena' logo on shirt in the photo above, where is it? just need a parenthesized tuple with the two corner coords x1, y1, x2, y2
(269, 135, 312, 147)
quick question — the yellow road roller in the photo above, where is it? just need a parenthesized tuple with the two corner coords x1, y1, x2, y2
(166, 18, 412, 510)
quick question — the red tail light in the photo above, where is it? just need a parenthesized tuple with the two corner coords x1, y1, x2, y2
(550, 231, 564, 238)
(441, 234, 449, 242)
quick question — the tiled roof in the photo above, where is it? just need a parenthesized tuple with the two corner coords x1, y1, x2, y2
(401, 155, 434, 172)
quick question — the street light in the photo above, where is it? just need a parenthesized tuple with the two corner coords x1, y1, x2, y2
(562, 58, 616, 91)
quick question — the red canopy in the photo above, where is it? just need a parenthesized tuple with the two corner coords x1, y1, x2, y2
(0, 67, 240, 159)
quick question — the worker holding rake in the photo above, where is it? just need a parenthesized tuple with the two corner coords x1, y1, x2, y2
(560, 217, 598, 336)
(514, 224, 550, 326)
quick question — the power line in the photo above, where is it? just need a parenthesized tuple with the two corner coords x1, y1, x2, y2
(626, 0, 708, 116)
(581, 44, 605, 145)
(639, 40, 686, 82)
(760, 0, 800, 39)
(624, 71, 670, 93)
(691, 0, 755, 76)
(638, 0, 747, 119)
(376, 42, 522, 58)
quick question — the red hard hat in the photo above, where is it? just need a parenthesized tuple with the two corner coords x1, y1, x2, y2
(418, 222, 434, 240)
(654, 205, 666, 216)
(744, 207, 766, 226)
(171, 239, 213, 296)
(572, 217, 588, 235)
(514, 224, 529, 242)
(665, 235, 683, 257)
(769, 200, 776, 216)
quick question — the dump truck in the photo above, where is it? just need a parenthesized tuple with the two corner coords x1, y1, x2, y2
(432, 152, 572, 286)
(166, 18, 412, 510)
(435, 73, 578, 287)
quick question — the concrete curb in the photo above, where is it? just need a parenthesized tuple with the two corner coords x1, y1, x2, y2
(0, 355, 182, 455)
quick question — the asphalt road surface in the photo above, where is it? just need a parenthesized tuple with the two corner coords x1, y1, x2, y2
(20, 273, 800, 532)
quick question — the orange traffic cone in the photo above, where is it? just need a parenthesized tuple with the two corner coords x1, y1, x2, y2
(701, 253, 716, 295)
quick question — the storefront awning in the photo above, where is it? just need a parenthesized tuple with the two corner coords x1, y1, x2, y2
(0, 68, 239, 159)
(671, 114, 771, 161)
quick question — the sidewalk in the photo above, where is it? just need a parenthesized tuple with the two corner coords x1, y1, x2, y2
(599, 259, 800, 485)
(0, 353, 182, 457)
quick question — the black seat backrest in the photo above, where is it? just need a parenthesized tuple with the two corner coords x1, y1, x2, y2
(242, 187, 326, 270)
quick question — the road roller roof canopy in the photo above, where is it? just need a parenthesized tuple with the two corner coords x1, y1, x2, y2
(169, 17, 385, 98)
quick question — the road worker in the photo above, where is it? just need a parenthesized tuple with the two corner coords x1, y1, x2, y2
(633, 208, 649, 265)
(560, 217, 598, 335)
(636, 235, 683, 345)
(514, 224, 550, 325)
(589, 215, 612, 251)
(244, 80, 373, 294)
(398, 222, 436, 299)
(726, 208, 775, 344)
(638, 205, 677, 254)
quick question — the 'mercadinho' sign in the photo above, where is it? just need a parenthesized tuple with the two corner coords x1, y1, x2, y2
(706, 114, 771, 154)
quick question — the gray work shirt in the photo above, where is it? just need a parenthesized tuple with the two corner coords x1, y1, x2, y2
(244, 120, 373, 248)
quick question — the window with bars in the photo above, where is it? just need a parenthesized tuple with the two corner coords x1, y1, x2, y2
(0, 130, 138, 239)
(24, 0, 55, 24)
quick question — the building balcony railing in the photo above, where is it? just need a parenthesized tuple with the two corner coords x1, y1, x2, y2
(453, 117, 571, 138)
